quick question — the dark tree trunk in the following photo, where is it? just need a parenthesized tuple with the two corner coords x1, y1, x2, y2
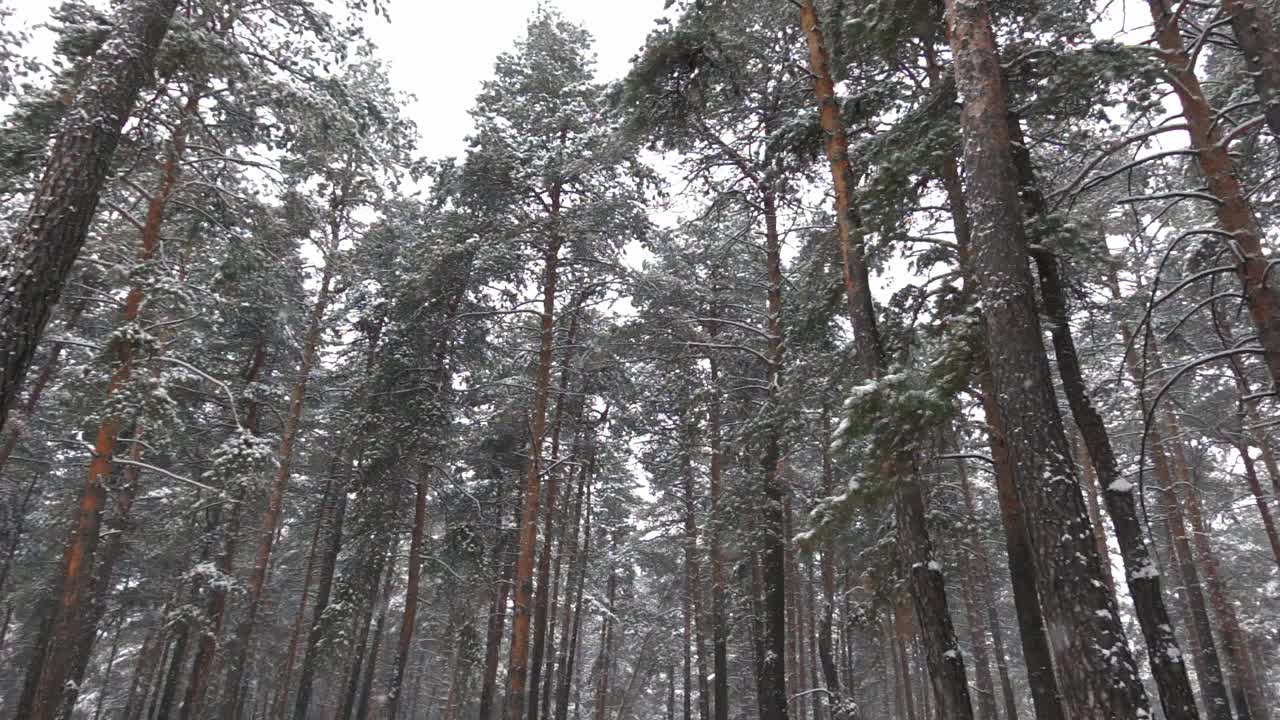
(355, 554, 397, 720)
(1164, 413, 1268, 720)
(894, 604, 918, 720)
(1221, 0, 1280, 144)
(944, 0, 1151, 716)
(707, 337, 730, 720)
(929, 43, 1059, 718)
(182, 336, 267, 720)
(387, 471, 430, 720)
(759, 188, 790, 720)
(223, 250, 337, 720)
(592, 544, 618, 720)
(291, 460, 351, 720)
(554, 461, 595, 720)
(954, 460, 999, 720)
(479, 514, 519, 720)
(1013, 115, 1201, 720)
(0, 0, 179, 431)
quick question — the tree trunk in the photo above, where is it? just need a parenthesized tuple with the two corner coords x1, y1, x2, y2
(1164, 413, 1268, 720)
(155, 621, 191, 720)
(91, 615, 124, 720)
(708, 341, 730, 720)
(528, 304, 584, 720)
(291, 459, 351, 720)
(797, 6, 973, 716)
(336, 547, 393, 720)
(355, 553, 397, 720)
(266, 491, 329, 720)
(555, 463, 595, 720)
(1144, 0, 1280, 388)
(817, 404, 841, 716)
(182, 336, 268, 720)
(683, 447, 711, 720)
(1220, 0, 1280, 143)
(24, 89, 196, 720)
(759, 187, 791, 720)
(479, 508, 519, 720)
(943, 0, 1151, 715)
(121, 625, 162, 720)
(928, 44, 1059, 718)
(0, 0, 180, 430)
(593, 544, 618, 720)
(954, 460, 999, 720)
(223, 246, 337, 720)
(1103, 269, 1235, 720)
(508, 180, 565, 720)
(893, 603, 918, 720)
(1235, 438, 1280, 569)
(387, 470, 430, 720)
(1076, 439, 1117, 595)
(1016, 116, 1200, 720)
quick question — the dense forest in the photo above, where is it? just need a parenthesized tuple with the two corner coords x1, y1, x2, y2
(0, 0, 1278, 719)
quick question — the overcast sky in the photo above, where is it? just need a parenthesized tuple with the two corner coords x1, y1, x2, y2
(7, 0, 668, 159)
(368, 0, 668, 159)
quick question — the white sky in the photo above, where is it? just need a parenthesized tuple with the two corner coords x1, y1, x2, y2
(368, 0, 668, 159)
(6, 0, 669, 159)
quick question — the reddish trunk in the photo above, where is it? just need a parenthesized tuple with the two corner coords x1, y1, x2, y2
(1164, 413, 1267, 719)
(25, 92, 196, 720)
(798, 6, 973, 715)
(507, 181, 564, 720)
(528, 305, 583, 720)
(1145, 0, 1280, 388)
(387, 471, 430, 720)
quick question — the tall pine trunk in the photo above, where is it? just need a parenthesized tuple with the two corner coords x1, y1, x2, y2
(797, 6, 973, 716)
(528, 305, 583, 720)
(291, 458, 351, 720)
(1144, 0, 1280, 388)
(182, 336, 268, 720)
(943, 0, 1149, 715)
(1220, 0, 1280, 143)
(1012, 115, 1201, 720)
(0, 0, 179, 430)
(387, 470, 430, 720)
(953, 458, 999, 720)
(1163, 412, 1267, 719)
(507, 180, 564, 720)
(24, 91, 196, 720)
(223, 242, 338, 720)
(759, 187, 790, 720)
